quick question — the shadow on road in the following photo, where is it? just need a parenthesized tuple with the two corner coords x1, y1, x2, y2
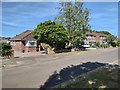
(40, 62, 107, 88)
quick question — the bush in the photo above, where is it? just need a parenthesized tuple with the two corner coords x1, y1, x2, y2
(95, 42, 100, 47)
(111, 42, 117, 47)
(100, 44, 109, 48)
(116, 41, 120, 47)
(104, 45, 109, 48)
(0, 43, 13, 58)
(91, 45, 97, 48)
(100, 44, 104, 48)
(93, 42, 109, 48)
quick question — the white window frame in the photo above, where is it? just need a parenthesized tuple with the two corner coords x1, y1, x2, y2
(10, 41, 16, 46)
(25, 41, 37, 47)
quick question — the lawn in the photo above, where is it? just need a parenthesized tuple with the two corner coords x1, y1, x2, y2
(0, 61, 16, 68)
(63, 65, 120, 88)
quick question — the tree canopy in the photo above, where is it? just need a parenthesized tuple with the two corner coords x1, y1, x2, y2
(105, 35, 117, 44)
(96, 31, 112, 35)
(32, 20, 70, 50)
(55, 1, 90, 48)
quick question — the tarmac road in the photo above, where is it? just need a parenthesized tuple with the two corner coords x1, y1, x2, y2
(2, 47, 119, 88)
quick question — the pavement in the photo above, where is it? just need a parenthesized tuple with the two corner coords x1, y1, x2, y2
(2, 47, 119, 88)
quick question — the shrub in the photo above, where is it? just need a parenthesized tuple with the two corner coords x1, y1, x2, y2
(104, 45, 109, 48)
(116, 41, 120, 47)
(91, 45, 97, 48)
(95, 42, 100, 47)
(100, 44, 104, 48)
(111, 42, 117, 47)
(0, 43, 13, 58)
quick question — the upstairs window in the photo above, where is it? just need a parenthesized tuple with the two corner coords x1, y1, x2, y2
(100, 36, 105, 39)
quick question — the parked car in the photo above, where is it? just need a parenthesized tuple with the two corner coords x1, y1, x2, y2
(82, 44, 90, 48)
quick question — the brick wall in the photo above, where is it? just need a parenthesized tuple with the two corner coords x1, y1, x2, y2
(25, 47, 37, 52)
(12, 41, 25, 52)
(87, 33, 106, 43)
(12, 41, 37, 52)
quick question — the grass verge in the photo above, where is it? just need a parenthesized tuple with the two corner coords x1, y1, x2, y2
(0, 61, 16, 68)
(63, 65, 120, 88)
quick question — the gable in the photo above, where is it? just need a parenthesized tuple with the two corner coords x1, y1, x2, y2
(10, 30, 36, 41)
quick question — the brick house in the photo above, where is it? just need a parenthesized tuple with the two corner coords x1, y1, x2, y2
(86, 31, 107, 45)
(10, 30, 40, 52)
(10, 30, 108, 52)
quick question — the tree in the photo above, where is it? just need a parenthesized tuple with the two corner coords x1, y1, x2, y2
(116, 41, 120, 47)
(32, 20, 70, 50)
(0, 43, 13, 58)
(105, 35, 117, 45)
(55, 0, 90, 48)
(96, 31, 112, 35)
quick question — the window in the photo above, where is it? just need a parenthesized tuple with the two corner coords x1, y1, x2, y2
(100, 36, 105, 39)
(92, 35, 95, 39)
(25, 41, 37, 47)
(10, 41, 16, 46)
(102, 37, 105, 39)
(87, 35, 91, 38)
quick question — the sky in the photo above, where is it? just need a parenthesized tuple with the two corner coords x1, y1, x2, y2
(1, 2, 118, 37)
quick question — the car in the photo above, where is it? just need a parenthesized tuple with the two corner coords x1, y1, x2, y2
(82, 44, 90, 48)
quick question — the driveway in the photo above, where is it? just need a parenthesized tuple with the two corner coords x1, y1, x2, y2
(2, 47, 119, 88)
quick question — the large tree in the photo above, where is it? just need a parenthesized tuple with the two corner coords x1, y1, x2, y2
(105, 35, 117, 45)
(32, 20, 70, 50)
(55, 0, 90, 48)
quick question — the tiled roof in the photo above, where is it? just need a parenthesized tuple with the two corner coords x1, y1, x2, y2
(86, 31, 107, 36)
(98, 33, 107, 37)
(86, 32, 98, 36)
(10, 30, 36, 41)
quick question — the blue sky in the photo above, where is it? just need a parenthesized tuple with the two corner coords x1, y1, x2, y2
(2, 2, 118, 37)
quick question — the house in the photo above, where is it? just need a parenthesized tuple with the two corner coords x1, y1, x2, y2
(86, 32, 107, 45)
(10, 30, 108, 52)
(10, 30, 40, 52)
(0, 37, 10, 43)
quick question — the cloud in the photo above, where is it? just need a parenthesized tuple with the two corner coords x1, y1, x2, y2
(2, 2, 59, 28)
(2, 2, 59, 18)
(2, 2, 118, 37)
(2, 21, 22, 28)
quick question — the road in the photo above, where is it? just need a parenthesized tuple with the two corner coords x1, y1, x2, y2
(2, 47, 119, 88)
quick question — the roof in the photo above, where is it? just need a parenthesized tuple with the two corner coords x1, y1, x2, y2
(86, 32, 98, 36)
(98, 33, 107, 37)
(10, 30, 36, 41)
(86, 31, 107, 37)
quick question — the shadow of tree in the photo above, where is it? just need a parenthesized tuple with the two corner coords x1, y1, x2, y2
(40, 62, 107, 88)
